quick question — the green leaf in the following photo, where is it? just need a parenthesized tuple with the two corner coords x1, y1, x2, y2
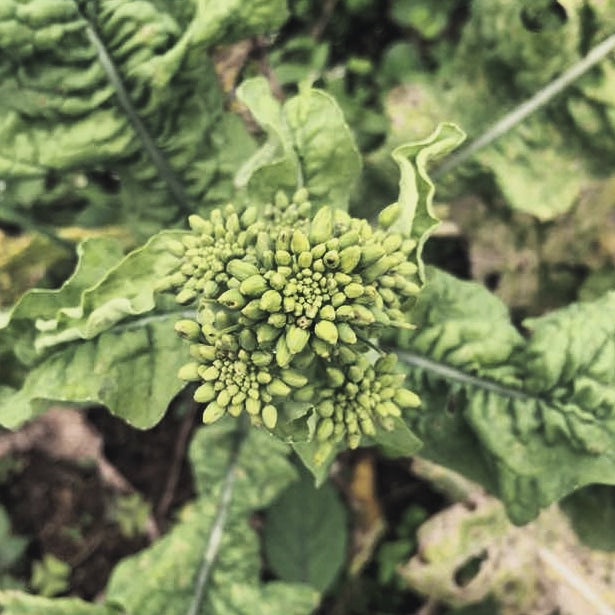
(368, 416, 423, 458)
(391, 123, 465, 279)
(394, 268, 615, 524)
(264, 470, 347, 592)
(0, 229, 192, 429)
(30, 555, 71, 598)
(0, 0, 285, 232)
(291, 441, 339, 488)
(236, 77, 361, 211)
(0, 592, 113, 615)
(105, 422, 318, 615)
(0, 316, 187, 429)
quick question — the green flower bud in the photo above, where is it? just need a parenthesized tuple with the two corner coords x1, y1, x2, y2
(293, 385, 316, 402)
(297, 251, 313, 269)
(311, 337, 331, 359)
(361, 244, 385, 266)
(378, 203, 401, 229)
(283, 296, 296, 313)
(291, 230, 310, 255)
(338, 345, 358, 364)
(177, 362, 201, 381)
(339, 246, 361, 273)
(194, 382, 216, 403)
(268, 312, 287, 328)
(275, 250, 292, 266)
(268, 271, 287, 291)
(225, 213, 240, 234)
(238, 274, 267, 297)
(246, 397, 261, 415)
(241, 206, 258, 227)
(192, 344, 217, 361)
(311, 243, 327, 259)
(257, 324, 281, 344)
(309, 207, 333, 245)
(315, 320, 339, 345)
(326, 367, 345, 388)
(217, 389, 231, 407)
(323, 250, 339, 269)
(336, 322, 357, 344)
(360, 418, 376, 436)
(203, 401, 226, 424)
(262, 404, 278, 429)
(319, 305, 336, 321)
(375, 401, 401, 418)
(200, 365, 220, 381)
(218, 289, 246, 310)
(344, 282, 364, 299)
(351, 304, 375, 325)
(305, 304, 319, 320)
(316, 418, 334, 442)
(293, 187, 309, 204)
(257, 371, 272, 384)
(363, 256, 397, 283)
(393, 388, 421, 408)
(339, 230, 360, 249)
(174, 319, 201, 341)
(275, 335, 292, 367)
(260, 289, 283, 312)
(383, 234, 403, 253)
(376, 354, 397, 372)
(275, 190, 290, 209)
(176, 288, 197, 305)
(167, 240, 186, 258)
(182, 235, 200, 249)
(331, 292, 347, 308)
(347, 434, 361, 449)
(239, 329, 257, 351)
(188, 214, 211, 233)
(280, 369, 308, 388)
(268, 378, 292, 397)
(347, 365, 364, 383)
(251, 350, 273, 366)
(232, 391, 247, 405)
(202, 280, 219, 298)
(227, 259, 259, 281)
(227, 404, 243, 417)
(241, 298, 266, 320)
(317, 400, 335, 418)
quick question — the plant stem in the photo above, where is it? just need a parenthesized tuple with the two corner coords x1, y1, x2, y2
(433, 32, 615, 179)
(82, 17, 191, 215)
(186, 419, 248, 615)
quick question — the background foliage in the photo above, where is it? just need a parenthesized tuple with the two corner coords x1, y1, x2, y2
(2, 1, 615, 614)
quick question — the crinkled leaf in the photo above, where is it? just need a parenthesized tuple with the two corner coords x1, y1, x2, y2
(0, 316, 186, 429)
(391, 123, 465, 279)
(264, 470, 347, 592)
(0, 230, 184, 364)
(401, 488, 615, 615)
(236, 77, 361, 211)
(0, 592, 113, 615)
(106, 422, 318, 615)
(0, 0, 285, 232)
(395, 268, 615, 523)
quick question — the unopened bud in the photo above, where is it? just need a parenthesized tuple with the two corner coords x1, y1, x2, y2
(314, 320, 339, 345)
(203, 401, 226, 424)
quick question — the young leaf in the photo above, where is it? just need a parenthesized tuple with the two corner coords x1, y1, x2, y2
(105, 422, 318, 615)
(394, 268, 615, 524)
(391, 123, 465, 279)
(0, 0, 286, 232)
(264, 470, 348, 592)
(0, 231, 190, 429)
(236, 77, 362, 211)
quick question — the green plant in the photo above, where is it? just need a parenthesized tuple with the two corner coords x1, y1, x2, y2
(2, 1, 615, 614)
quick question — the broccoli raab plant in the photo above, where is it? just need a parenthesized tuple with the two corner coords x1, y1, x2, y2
(3, 0, 615, 613)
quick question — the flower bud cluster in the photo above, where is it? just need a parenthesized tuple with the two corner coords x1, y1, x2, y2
(164, 190, 422, 451)
(312, 353, 420, 458)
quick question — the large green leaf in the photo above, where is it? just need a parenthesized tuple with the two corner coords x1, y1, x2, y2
(264, 470, 347, 592)
(105, 422, 318, 615)
(0, 0, 286, 232)
(0, 231, 189, 429)
(394, 268, 615, 524)
(235, 77, 361, 211)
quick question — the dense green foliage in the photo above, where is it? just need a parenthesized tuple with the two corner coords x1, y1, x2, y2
(2, 1, 615, 614)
